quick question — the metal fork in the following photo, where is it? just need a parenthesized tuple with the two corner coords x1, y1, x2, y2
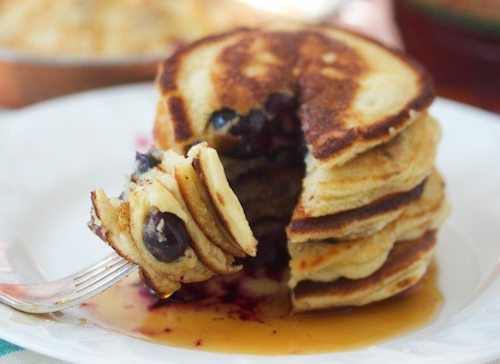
(0, 253, 137, 314)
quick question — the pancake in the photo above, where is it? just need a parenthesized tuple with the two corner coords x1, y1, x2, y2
(288, 171, 447, 288)
(146, 170, 239, 275)
(162, 149, 246, 257)
(90, 186, 210, 296)
(288, 179, 426, 243)
(187, 143, 257, 256)
(89, 144, 257, 297)
(288, 220, 398, 287)
(232, 167, 303, 223)
(291, 230, 437, 313)
(154, 22, 434, 168)
(301, 113, 440, 217)
(397, 172, 449, 240)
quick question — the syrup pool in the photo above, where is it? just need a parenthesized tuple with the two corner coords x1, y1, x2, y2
(80, 264, 442, 355)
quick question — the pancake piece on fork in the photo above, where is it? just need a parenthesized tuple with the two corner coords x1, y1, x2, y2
(89, 143, 256, 297)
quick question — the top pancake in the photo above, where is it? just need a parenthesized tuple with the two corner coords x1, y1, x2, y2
(301, 113, 440, 216)
(154, 22, 434, 168)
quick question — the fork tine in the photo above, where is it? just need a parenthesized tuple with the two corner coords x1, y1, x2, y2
(0, 254, 138, 314)
(63, 263, 137, 310)
(71, 253, 124, 283)
(74, 258, 131, 293)
(73, 254, 126, 286)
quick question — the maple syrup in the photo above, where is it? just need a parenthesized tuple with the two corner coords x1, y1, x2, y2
(81, 263, 442, 354)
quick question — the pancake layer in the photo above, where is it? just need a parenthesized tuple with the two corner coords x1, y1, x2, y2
(292, 231, 437, 312)
(301, 114, 440, 216)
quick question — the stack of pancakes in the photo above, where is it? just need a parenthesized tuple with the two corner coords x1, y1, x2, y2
(131, 23, 448, 312)
(89, 143, 257, 297)
(287, 117, 448, 312)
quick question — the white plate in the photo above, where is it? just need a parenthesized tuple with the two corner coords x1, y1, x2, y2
(0, 84, 499, 364)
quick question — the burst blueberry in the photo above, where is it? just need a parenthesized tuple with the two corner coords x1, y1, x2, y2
(226, 109, 271, 158)
(142, 210, 190, 263)
(210, 108, 239, 130)
(135, 151, 160, 174)
(264, 93, 295, 116)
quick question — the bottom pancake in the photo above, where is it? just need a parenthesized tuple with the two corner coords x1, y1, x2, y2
(291, 230, 437, 313)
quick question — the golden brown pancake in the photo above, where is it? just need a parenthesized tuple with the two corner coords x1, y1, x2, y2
(397, 172, 449, 240)
(90, 184, 211, 296)
(154, 22, 434, 168)
(288, 179, 426, 243)
(301, 113, 440, 217)
(289, 220, 398, 287)
(292, 231, 437, 313)
(187, 143, 257, 256)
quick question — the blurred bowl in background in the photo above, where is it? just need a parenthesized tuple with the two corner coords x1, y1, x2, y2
(0, 51, 161, 108)
(395, 0, 500, 113)
(0, 0, 274, 108)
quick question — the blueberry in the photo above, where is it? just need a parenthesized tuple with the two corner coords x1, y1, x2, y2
(226, 109, 271, 158)
(118, 191, 128, 200)
(135, 151, 160, 174)
(244, 109, 268, 132)
(210, 108, 239, 130)
(210, 99, 300, 159)
(142, 210, 190, 263)
(267, 96, 299, 134)
(264, 93, 295, 116)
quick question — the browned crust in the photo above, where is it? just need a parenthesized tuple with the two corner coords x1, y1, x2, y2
(167, 96, 192, 142)
(361, 88, 433, 140)
(155, 24, 434, 158)
(191, 156, 243, 251)
(88, 191, 136, 266)
(288, 179, 426, 236)
(214, 31, 298, 111)
(293, 230, 436, 299)
(88, 194, 108, 242)
(314, 23, 435, 144)
(157, 28, 253, 143)
(153, 101, 171, 150)
(158, 27, 252, 93)
(88, 191, 110, 242)
(174, 165, 246, 258)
